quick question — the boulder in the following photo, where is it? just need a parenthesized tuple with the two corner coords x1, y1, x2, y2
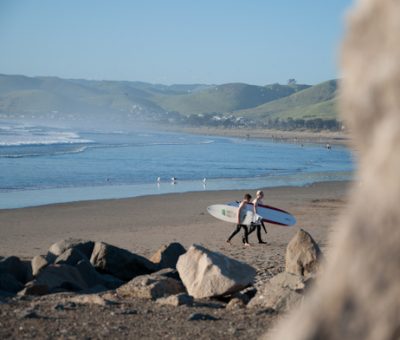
(47, 239, 94, 262)
(176, 244, 256, 299)
(0, 256, 32, 284)
(150, 242, 186, 269)
(90, 242, 156, 281)
(156, 293, 193, 306)
(31, 255, 49, 277)
(55, 248, 87, 266)
(247, 272, 306, 312)
(116, 273, 185, 300)
(285, 229, 322, 277)
(75, 259, 123, 290)
(0, 272, 24, 293)
(34, 264, 89, 292)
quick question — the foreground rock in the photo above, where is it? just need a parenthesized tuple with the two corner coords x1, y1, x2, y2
(116, 272, 185, 300)
(248, 272, 309, 312)
(90, 242, 156, 281)
(33, 264, 90, 292)
(177, 244, 256, 299)
(0, 256, 32, 284)
(285, 229, 322, 277)
(267, 0, 400, 338)
(150, 242, 186, 270)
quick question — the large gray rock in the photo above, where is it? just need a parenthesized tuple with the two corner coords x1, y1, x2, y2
(176, 244, 256, 299)
(47, 239, 94, 262)
(0, 256, 32, 284)
(285, 229, 322, 277)
(34, 264, 89, 292)
(90, 242, 156, 281)
(75, 259, 123, 290)
(116, 273, 185, 300)
(0, 272, 24, 293)
(248, 272, 307, 312)
(150, 242, 186, 270)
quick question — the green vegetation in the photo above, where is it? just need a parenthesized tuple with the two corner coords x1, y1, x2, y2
(0, 74, 340, 130)
(152, 82, 310, 115)
(235, 80, 338, 120)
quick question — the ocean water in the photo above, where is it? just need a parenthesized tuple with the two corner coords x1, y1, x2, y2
(0, 122, 354, 209)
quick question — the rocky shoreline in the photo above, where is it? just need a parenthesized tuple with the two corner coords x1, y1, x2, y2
(0, 229, 322, 339)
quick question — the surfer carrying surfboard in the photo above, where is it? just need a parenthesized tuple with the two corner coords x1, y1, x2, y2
(226, 193, 252, 246)
(247, 190, 267, 244)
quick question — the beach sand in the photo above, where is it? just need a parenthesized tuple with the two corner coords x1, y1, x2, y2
(0, 181, 351, 339)
(0, 181, 350, 270)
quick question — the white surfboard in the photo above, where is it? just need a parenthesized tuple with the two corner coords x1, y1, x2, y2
(225, 201, 296, 226)
(207, 202, 296, 226)
(207, 204, 260, 226)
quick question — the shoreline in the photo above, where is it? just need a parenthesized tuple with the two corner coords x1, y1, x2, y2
(156, 125, 350, 146)
(0, 173, 353, 210)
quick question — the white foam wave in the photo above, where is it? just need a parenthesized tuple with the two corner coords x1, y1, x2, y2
(0, 145, 89, 158)
(0, 126, 93, 146)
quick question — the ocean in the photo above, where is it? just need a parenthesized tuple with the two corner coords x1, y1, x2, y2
(0, 122, 354, 209)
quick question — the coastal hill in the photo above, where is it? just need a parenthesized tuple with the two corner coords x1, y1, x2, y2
(0, 74, 339, 130)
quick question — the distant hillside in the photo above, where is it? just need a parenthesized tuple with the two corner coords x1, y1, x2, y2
(0, 74, 340, 130)
(0, 75, 171, 125)
(235, 80, 338, 121)
(153, 82, 310, 115)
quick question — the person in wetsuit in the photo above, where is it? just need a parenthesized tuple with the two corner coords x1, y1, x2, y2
(226, 193, 252, 246)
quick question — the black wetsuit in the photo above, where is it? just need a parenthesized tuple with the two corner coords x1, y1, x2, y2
(227, 224, 249, 243)
(247, 221, 267, 243)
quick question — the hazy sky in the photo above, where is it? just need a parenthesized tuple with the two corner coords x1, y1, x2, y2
(0, 0, 353, 85)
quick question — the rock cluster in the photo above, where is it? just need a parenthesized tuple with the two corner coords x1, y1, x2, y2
(1, 229, 322, 314)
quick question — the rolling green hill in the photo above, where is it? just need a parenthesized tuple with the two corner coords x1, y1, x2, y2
(235, 80, 338, 121)
(0, 74, 339, 129)
(153, 82, 310, 115)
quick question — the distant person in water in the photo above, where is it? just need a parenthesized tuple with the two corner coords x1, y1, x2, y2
(247, 190, 267, 244)
(226, 193, 252, 246)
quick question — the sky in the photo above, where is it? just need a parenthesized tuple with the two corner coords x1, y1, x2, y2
(0, 0, 353, 85)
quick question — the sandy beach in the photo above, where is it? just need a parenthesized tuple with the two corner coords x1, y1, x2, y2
(0, 181, 350, 268)
(0, 180, 351, 339)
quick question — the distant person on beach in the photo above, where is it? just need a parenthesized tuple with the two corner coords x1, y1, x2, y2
(226, 193, 252, 246)
(247, 190, 267, 244)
